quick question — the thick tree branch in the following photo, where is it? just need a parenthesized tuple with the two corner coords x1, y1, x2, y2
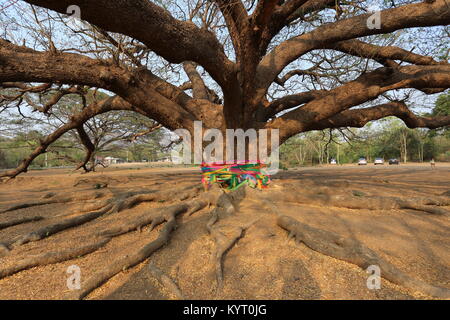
(212, 0, 247, 63)
(0, 39, 115, 88)
(214, 0, 247, 32)
(179, 82, 193, 91)
(265, 64, 450, 141)
(329, 40, 443, 68)
(264, 89, 326, 119)
(278, 0, 310, 19)
(256, 0, 310, 52)
(75, 124, 96, 172)
(257, 0, 450, 90)
(214, 0, 248, 34)
(252, 0, 280, 32)
(286, 0, 335, 24)
(24, 0, 236, 89)
(0, 39, 199, 131)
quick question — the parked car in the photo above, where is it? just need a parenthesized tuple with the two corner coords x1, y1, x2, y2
(358, 157, 367, 165)
(389, 158, 399, 165)
(330, 158, 337, 165)
(374, 158, 384, 165)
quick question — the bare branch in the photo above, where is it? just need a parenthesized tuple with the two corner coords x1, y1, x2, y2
(126, 124, 162, 142)
(265, 64, 450, 141)
(329, 40, 444, 68)
(309, 102, 450, 130)
(257, 0, 450, 90)
(25, 86, 85, 114)
(264, 89, 326, 119)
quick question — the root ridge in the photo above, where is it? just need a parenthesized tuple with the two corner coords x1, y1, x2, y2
(148, 263, 184, 300)
(0, 216, 44, 230)
(66, 198, 205, 300)
(0, 238, 111, 279)
(277, 215, 450, 299)
(4, 204, 112, 250)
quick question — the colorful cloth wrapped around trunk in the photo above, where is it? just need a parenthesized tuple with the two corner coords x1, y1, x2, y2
(201, 162, 271, 191)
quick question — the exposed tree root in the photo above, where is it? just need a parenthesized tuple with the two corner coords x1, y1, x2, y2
(0, 238, 111, 279)
(0, 185, 204, 252)
(206, 207, 220, 232)
(73, 176, 120, 188)
(330, 195, 450, 216)
(2, 204, 113, 250)
(0, 189, 208, 281)
(3, 176, 446, 300)
(207, 214, 244, 290)
(0, 192, 106, 214)
(277, 215, 450, 298)
(66, 199, 204, 300)
(0, 183, 201, 218)
(148, 263, 184, 300)
(398, 202, 449, 216)
(42, 192, 57, 199)
(263, 182, 450, 216)
(109, 184, 203, 213)
(205, 187, 252, 290)
(0, 199, 68, 214)
(98, 201, 207, 238)
(0, 216, 44, 230)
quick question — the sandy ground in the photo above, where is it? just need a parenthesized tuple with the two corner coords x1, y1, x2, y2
(0, 163, 448, 300)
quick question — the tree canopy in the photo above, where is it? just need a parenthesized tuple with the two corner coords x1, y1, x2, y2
(0, 0, 449, 177)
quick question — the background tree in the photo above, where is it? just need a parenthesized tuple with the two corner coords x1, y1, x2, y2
(0, 87, 165, 170)
(49, 91, 163, 172)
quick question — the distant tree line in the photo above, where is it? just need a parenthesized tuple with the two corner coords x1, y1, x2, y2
(0, 91, 171, 170)
(280, 93, 450, 167)
(0, 128, 171, 170)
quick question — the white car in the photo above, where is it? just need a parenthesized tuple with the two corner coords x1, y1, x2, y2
(374, 158, 384, 165)
(330, 159, 337, 165)
(358, 158, 367, 165)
